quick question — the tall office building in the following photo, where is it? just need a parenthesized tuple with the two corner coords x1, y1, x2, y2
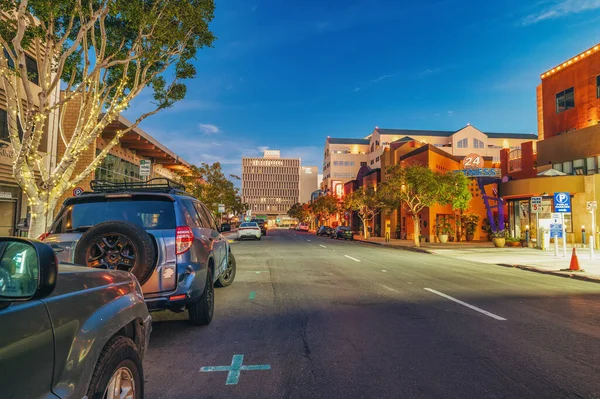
(242, 150, 301, 217)
(300, 166, 318, 203)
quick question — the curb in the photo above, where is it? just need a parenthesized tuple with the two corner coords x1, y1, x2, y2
(354, 239, 432, 254)
(497, 263, 600, 284)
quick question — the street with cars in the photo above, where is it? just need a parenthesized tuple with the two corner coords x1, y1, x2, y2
(144, 228, 600, 399)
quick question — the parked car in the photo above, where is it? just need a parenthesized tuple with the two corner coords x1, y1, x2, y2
(289, 224, 297, 230)
(332, 226, 354, 240)
(317, 226, 334, 236)
(43, 178, 237, 326)
(237, 222, 262, 240)
(297, 223, 309, 232)
(251, 219, 268, 235)
(0, 237, 151, 399)
(220, 223, 232, 232)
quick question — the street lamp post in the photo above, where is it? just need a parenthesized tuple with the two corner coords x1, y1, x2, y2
(525, 225, 530, 246)
(582, 225, 586, 246)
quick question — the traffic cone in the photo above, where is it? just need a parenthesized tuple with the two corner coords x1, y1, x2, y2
(569, 247, 581, 271)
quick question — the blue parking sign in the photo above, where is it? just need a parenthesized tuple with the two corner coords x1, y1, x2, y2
(553, 192, 571, 213)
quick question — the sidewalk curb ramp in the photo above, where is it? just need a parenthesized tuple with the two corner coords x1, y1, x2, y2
(355, 239, 432, 254)
(497, 263, 600, 284)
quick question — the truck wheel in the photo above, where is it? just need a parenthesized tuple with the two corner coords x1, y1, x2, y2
(86, 335, 143, 399)
(215, 253, 236, 288)
(74, 221, 156, 285)
(188, 268, 214, 326)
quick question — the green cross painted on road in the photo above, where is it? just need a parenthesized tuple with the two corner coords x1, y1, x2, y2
(200, 354, 271, 385)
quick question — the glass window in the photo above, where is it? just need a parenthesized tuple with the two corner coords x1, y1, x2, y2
(563, 161, 573, 174)
(51, 199, 176, 233)
(196, 203, 218, 231)
(95, 151, 142, 183)
(473, 139, 484, 149)
(2, 48, 15, 69)
(457, 138, 468, 148)
(586, 157, 596, 174)
(553, 163, 563, 172)
(556, 87, 574, 113)
(181, 200, 202, 227)
(360, 162, 367, 166)
(0, 109, 7, 141)
(597, 75, 600, 98)
(574, 159, 585, 175)
(25, 54, 39, 85)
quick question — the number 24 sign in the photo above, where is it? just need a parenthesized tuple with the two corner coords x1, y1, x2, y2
(463, 153, 483, 169)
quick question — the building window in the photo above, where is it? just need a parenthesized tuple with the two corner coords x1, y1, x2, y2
(457, 138, 468, 148)
(95, 150, 142, 183)
(376, 156, 380, 162)
(597, 76, 600, 98)
(2, 48, 15, 69)
(562, 161, 573, 174)
(556, 87, 574, 113)
(370, 160, 374, 165)
(473, 139, 484, 149)
(0, 109, 7, 141)
(360, 162, 367, 167)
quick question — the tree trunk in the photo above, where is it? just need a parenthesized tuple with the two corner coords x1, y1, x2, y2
(412, 215, 420, 247)
(28, 203, 50, 239)
(362, 218, 369, 239)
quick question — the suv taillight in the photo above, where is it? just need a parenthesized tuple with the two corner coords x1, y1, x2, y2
(176, 226, 194, 255)
(38, 232, 49, 241)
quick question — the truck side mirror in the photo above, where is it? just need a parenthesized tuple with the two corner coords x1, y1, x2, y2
(0, 238, 58, 302)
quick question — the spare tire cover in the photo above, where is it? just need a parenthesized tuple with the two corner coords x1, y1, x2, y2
(74, 220, 156, 285)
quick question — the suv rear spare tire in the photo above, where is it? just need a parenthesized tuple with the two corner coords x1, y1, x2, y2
(74, 221, 156, 285)
(215, 252, 236, 288)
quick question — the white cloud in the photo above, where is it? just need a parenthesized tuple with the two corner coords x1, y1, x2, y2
(198, 123, 220, 135)
(521, 0, 600, 25)
(447, 110, 455, 116)
(370, 74, 395, 84)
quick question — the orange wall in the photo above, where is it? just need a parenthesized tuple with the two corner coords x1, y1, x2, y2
(540, 49, 600, 138)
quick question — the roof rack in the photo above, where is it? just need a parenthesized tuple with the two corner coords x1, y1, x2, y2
(89, 178, 191, 195)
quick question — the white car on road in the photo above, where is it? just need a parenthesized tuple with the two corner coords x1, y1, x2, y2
(237, 222, 262, 240)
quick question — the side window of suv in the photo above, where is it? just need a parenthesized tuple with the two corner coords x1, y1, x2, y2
(194, 203, 218, 231)
(180, 200, 202, 228)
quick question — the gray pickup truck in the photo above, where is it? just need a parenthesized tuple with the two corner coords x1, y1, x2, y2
(0, 237, 151, 399)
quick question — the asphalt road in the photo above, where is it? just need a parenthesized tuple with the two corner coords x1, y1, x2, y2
(145, 228, 600, 399)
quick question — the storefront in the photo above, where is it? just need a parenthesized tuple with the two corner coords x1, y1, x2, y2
(500, 175, 594, 245)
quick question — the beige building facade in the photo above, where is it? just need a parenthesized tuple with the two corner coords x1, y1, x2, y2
(366, 126, 537, 169)
(300, 165, 318, 203)
(242, 151, 301, 217)
(322, 138, 370, 194)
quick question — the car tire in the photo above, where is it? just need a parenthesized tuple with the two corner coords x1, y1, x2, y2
(188, 267, 214, 326)
(74, 221, 156, 285)
(86, 335, 143, 399)
(258, 236, 262, 240)
(215, 252, 236, 288)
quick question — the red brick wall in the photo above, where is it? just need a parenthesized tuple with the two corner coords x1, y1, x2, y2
(541, 49, 600, 138)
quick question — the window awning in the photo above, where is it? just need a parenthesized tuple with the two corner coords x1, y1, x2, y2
(101, 114, 191, 173)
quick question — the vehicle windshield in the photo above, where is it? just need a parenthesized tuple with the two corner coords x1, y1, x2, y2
(339, 226, 351, 231)
(50, 199, 176, 233)
(240, 222, 258, 227)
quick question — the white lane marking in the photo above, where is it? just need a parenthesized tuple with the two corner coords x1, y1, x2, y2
(332, 250, 336, 252)
(345, 255, 360, 262)
(381, 270, 387, 272)
(306, 239, 311, 242)
(380, 284, 398, 292)
(319, 245, 327, 248)
(407, 282, 413, 285)
(424, 288, 507, 321)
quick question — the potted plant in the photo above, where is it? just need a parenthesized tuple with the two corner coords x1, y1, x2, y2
(436, 219, 453, 243)
(462, 213, 480, 241)
(491, 230, 506, 248)
(505, 236, 520, 247)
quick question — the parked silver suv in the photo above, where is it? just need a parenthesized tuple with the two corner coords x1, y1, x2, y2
(0, 237, 151, 399)
(43, 179, 237, 325)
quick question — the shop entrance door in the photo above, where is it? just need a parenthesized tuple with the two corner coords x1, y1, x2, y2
(0, 199, 16, 235)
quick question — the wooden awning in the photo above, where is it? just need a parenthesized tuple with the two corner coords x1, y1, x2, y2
(101, 115, 191, 173)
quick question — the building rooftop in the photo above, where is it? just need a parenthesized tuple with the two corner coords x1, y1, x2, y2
(327, 138, 370, 145)
(541, 43, 600, 80)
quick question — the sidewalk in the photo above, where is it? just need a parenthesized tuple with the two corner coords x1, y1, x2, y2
(354, 235, 600, 282)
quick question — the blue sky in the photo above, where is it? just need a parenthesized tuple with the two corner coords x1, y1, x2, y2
(125, 0, 600, 177)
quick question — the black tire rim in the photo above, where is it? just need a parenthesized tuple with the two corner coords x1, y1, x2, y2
(221, 256, 234, 282)
(86, 233, 136, 272)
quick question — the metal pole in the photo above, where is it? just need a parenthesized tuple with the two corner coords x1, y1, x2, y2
(536, 213, 540, 248)
(591, 211, 595, 260)
(554, 229, 559, 257)
(561, 213, 567, 258)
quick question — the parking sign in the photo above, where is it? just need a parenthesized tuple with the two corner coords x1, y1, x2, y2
(531, 196, 542, 214)
(553, 192, 571, 213)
